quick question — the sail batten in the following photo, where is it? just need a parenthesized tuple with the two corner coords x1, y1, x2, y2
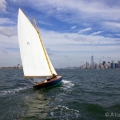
(18, 8, 57, 77)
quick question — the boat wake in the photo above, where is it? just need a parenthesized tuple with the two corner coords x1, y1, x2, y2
(0, 86, 31, 96)
(50, 105, 80, 119)
(60, 80, 74, 93)
(62, 80, 74, 88)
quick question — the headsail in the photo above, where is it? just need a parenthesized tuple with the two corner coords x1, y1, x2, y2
(18, 8, 57, 78)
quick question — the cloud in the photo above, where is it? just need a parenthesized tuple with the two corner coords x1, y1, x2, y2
(103, 22, 120, 30)
(0, 26, 17, 37)
(91, 31, 103, 36)
(4, 0, 120, 30)
(40, 29, 120, 50)
(0, 18, 15, 25)
(116, 34, 120, 36)
(38, 20, 52, 25)
(0, 33, 20, 67)
(46, 48, 53, 55)
(71, 26, 76, 29)
(78, 28, 92, 33)
(0, 34, 18, 50)
(23, 0, 120, 24)
(4, 1, 120, 32)
(0, 0, 7, 12)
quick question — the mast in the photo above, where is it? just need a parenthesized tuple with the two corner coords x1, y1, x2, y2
(32, 17, 53, 76)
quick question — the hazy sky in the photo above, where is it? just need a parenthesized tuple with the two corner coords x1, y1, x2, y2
(0, 0, 120, 68)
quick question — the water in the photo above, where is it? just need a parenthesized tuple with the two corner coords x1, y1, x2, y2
(0, 69, 120, 120)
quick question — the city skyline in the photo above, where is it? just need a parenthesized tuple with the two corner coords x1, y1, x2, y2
(0, 0, 120, 68)
(81, 55, 120, 69)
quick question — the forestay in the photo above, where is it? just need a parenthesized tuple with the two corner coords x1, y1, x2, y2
(18, 9, 57, 78)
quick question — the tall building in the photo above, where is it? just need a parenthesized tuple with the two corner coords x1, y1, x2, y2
(111, 60, 115, 68)
(115, 63, 118, 68)
(103, 61, 106, 65)
(107, 62, 111, 69)
(91, 55, 94, 66)
(118, 61, 120, 68)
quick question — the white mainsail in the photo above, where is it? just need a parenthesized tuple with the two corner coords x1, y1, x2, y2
(18, 8, 57, 78)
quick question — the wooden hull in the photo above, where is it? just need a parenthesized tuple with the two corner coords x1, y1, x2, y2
(33, 76, 62, 89)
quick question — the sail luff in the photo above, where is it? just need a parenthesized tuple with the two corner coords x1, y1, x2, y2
(18, 8, 57, 77)
(39, 35, 53, 75)
(32, 18, 53, 75)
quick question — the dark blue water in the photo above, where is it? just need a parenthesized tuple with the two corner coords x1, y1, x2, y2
(0, 69, 120, 120)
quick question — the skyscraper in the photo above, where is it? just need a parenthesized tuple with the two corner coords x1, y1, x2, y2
(118, 61, 120, 68)
(111, 60, 115, 68)
(91, 55, 94, 66)
(103, 61, 106, 65)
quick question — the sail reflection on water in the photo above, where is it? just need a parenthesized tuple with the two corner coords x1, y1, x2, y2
(20, 92, 50, 119)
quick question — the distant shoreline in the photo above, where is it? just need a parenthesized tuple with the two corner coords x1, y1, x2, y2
(0, 67, 120, 70)
(0, 67, 22, 69)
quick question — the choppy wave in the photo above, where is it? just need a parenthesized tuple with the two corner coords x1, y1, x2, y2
(49, 105, 80, 119)
(0, 69, 120, 120)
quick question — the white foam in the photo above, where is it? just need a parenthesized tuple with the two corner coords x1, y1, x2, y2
(59, 105, 80, 118)
(0, 86, 30, 96)
(62, 80, 74, 88)
(58, 105, 79, 112)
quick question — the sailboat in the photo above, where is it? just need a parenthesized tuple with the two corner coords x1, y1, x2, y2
(17, 8, 62, 89)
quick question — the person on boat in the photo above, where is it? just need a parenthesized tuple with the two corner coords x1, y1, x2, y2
(46, 74, 56, 82)
(52, 73, 56, 78)
(47, 77, 51, 81)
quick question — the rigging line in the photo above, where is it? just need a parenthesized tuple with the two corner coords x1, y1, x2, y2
(28, 78, 36, 85)
(32, 17, 53, 76)
(52, 59, 59, 74)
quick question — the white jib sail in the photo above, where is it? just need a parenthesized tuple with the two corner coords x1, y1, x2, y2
(18, 8, 57, 77)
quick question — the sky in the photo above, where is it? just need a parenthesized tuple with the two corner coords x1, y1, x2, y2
(0, 0, 120, 68)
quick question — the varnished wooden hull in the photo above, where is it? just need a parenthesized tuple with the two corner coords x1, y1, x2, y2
(33, 76, 62, 89)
